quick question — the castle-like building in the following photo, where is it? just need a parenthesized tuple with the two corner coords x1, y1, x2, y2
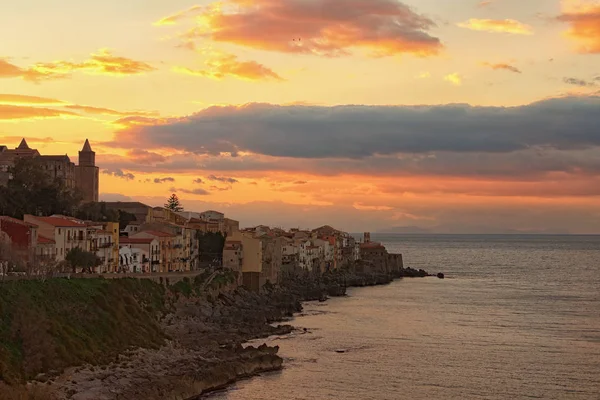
(0, 138, 99, 203)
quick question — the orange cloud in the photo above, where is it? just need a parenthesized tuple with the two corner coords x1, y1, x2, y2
(482, 62, 522, 73)
(174, 52, 283, 81)
(0, 104, 79, 120)
(170, 0, 442, 57)
(0, 94, 65, 105)
(64, 104, 157, 117)
(457, 19, 534, 35)
(558, 1, 600, 54)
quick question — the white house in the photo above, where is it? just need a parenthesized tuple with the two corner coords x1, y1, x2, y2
(119, 246, 142, 273)
(119, 237, 159, 272)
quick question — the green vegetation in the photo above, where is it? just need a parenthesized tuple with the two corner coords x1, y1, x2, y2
(65, 248, 101, 273)
(0, 269, 240, 385)
(0, 158, 82, 219)
(0, 278, 167, 383)
(164, 193, 183, 212)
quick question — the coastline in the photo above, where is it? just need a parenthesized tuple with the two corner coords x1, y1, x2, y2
(17, 269, 430, 400)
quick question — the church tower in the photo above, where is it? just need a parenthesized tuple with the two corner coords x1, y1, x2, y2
(75, 139, 99, 203)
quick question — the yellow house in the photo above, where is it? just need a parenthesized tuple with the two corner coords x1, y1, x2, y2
(104, 221, 120, 271)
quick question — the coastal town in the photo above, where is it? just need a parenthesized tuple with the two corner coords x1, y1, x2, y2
(0, 138, 410, 292)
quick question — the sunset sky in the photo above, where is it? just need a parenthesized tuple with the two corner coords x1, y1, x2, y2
(1, 0, 599, 233)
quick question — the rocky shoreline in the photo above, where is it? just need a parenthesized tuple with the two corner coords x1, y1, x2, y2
(29, 269, 430, 399)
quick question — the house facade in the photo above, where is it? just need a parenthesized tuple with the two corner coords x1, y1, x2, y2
(24, 215, 87, 262)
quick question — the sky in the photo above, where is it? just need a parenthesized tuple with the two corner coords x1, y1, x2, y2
(1, 0, 599, 233)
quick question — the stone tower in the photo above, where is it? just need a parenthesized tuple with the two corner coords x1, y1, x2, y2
(75, 139, 99, 203)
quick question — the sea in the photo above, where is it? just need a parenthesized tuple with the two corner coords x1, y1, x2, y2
(208, 234, 600, 400)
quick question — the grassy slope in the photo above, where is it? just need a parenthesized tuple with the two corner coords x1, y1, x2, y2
(0, 278, 168, 383)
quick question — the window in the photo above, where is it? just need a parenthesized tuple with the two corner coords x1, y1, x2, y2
(60, 248, 63, 255)
(58, 228, 62, 235)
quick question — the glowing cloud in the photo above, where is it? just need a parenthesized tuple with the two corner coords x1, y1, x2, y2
(558, 0, 600, 54)
(153, 5, 204, 26)
(174, 52, 283, 81)
(64, 104, 157, 117)
(32, 49, 156, 76)
(444, 73, 462, 85)
(0, 104, 79, 120)
(482, 62, 522, 73)
(457, 19, 534, 35)
(0, 94, 65, 105)
(2, 50, 156, 83)
(166, 0, 442, 57)
(0, 59, 67, 82)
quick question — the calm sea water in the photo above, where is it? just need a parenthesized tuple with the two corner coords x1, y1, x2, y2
(209, 234, 600, 400)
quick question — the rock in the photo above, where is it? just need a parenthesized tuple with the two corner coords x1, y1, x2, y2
(335, 349, 346, 353)
(437, 273, 445, 279)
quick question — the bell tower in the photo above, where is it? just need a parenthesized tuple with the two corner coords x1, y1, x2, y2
(75, 139, 99, 203)
(79, 139, 95, 166)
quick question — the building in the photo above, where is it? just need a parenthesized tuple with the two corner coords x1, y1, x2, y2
(86, 225, 114, 272)
(104, 202, 154, 225)
(118, 246, 142, 273)
(131, 230, 175, 272)
(0, 216, 38, 263)
(36, 235, 56, 263)
(0, 138, 98, 201)
(24, 215, 87, 262)
(199, 210, 224, 221)
(223, 240, 243, 282)
(223, 218, 240, 236)
(226, 230, 284, 291)
(119, 237, 159, 272)
(74, 139, 99, 203)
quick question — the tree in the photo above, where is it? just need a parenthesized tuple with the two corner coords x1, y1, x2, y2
(65, 247, 101, 273)
(0, 157, 82, 219)
(118, 209, 137, 231)
(196, 231, 226, 265)
(164, 193, 183, 212)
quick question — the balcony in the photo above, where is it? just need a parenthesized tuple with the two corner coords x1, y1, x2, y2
(173, 244, 183, 249)
(99, 242, 113, 248)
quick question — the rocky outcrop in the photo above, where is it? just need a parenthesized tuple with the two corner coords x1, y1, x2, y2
(49, 287, 299, 400)
(42, 265, 432, 400)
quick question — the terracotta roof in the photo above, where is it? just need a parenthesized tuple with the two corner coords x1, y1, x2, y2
(37, 235, 55, 244)
(35, 216, 85, 227)
(0, 216, 38, 227)
(120, 237, 155, 244)
(139, 230, 174, 238)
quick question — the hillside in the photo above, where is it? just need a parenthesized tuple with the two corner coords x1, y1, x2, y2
(0, 278, 167, 384)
